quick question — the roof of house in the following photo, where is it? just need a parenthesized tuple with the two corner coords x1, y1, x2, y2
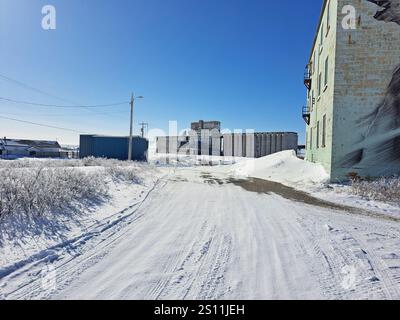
(0, 139, 61, 149)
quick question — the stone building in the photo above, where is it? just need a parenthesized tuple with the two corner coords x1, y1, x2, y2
(303, 0, 400, 180)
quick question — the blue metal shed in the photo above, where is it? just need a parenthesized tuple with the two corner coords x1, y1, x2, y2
(79, 135, 148, 161)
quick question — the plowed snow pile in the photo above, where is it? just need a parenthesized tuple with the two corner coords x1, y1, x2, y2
(231, 150, 329, 188)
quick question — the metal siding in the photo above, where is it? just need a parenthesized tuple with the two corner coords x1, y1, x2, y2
(79, 135, 148, 161)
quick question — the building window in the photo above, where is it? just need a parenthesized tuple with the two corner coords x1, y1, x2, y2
(322, 115, 327, 147)
(324, 56, 329, 87)
(318, 73, 322, 96)
(326, 2, 330, 31)
(320, 24, 324, 46)
(306, 132, 308, 149)
(310, 127, 313, 149)
(311, 56, 314, 75)
(314, 53, 317, 74)
(311, 90, 314, 111)
(316, 121, 320, 149)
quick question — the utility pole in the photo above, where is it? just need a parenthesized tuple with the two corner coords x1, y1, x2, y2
(128, 93, 134, 161)
(139, 122, 149, 138)
(128, 93, 144, 161)
(3, 136, 7, 159)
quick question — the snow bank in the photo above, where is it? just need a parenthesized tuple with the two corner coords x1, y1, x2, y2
(229, 151, 400, 217)
(231, 150, 329, 188)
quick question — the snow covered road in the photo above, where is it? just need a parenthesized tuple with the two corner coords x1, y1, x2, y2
(2, 167, 400, 300)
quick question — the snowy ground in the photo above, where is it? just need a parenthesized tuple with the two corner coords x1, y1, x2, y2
(226, 151, 400, 218)
(153, 150, 400, 218)
(0, 161, 168, 283)
(1, 152, 400, 300)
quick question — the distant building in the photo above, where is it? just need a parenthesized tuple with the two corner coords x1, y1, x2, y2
(222, 132, 298, 158)
(303, 0, 400, 180)
(156, 120, 298, 158)
(191, 120, 221, 134)
(60, 145, 80, 159)
(79, 135, 149, 161)
(156, 136, 191, 155)
(0, 138, 62, 159)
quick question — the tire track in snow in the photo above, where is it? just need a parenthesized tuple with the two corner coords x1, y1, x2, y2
(291, 200, 400, 300)
(1, 175, 169, 300)
(4, 168, 400, 300)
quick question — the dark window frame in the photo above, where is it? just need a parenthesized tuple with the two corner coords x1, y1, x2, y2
(322, 115, 327, 148)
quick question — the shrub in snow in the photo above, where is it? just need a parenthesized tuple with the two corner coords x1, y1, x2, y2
(106, 166, 143, 184)
(0, 167, 108, 219)
(350, 176, 400, 204)
(0, 158, 151, 220)
(0, 157, 146, 169)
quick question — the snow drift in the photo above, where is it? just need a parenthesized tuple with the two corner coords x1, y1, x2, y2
(231, 150, 330, 188)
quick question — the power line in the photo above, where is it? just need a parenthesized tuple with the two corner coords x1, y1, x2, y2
(0, 109, 129, 117)
(0, 73, 129, 117)
(0, 73, 78, 105)
(0, 97, 129, 108)
(0, 73, 130, 135)
(0, 115, 86, 133)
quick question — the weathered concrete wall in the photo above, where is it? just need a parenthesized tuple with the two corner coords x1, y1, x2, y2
(156, 136, 169, 154)
(223, 134, 234, 157)
(210, 130, 221, 156)
(158, 132, 298, 158)
(156, 135, 188, 154)
(233, 132, 244, 157)
(305, 0, 339, 176)
(222, 133, 298, 158)
(332, 0, 400, 179)
(200, 130, 211, 156)
(305, 0, 400, 180)
(191, 120, 221, 133)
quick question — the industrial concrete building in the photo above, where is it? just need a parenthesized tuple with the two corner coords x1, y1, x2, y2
(156, 120, 298, 158)
(191, 120, 221, 134)
(80, 135, 148, 161)
(156, 136, 190, 155)
(223, 133, 298, 158)
(303, 0, 400, 180)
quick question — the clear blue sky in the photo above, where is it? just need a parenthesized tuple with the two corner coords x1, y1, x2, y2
(0, 0, 323, 145)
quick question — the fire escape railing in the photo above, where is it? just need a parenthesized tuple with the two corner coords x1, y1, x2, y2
(304, 69, 312, 90)
(302, 106, 311, 125)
